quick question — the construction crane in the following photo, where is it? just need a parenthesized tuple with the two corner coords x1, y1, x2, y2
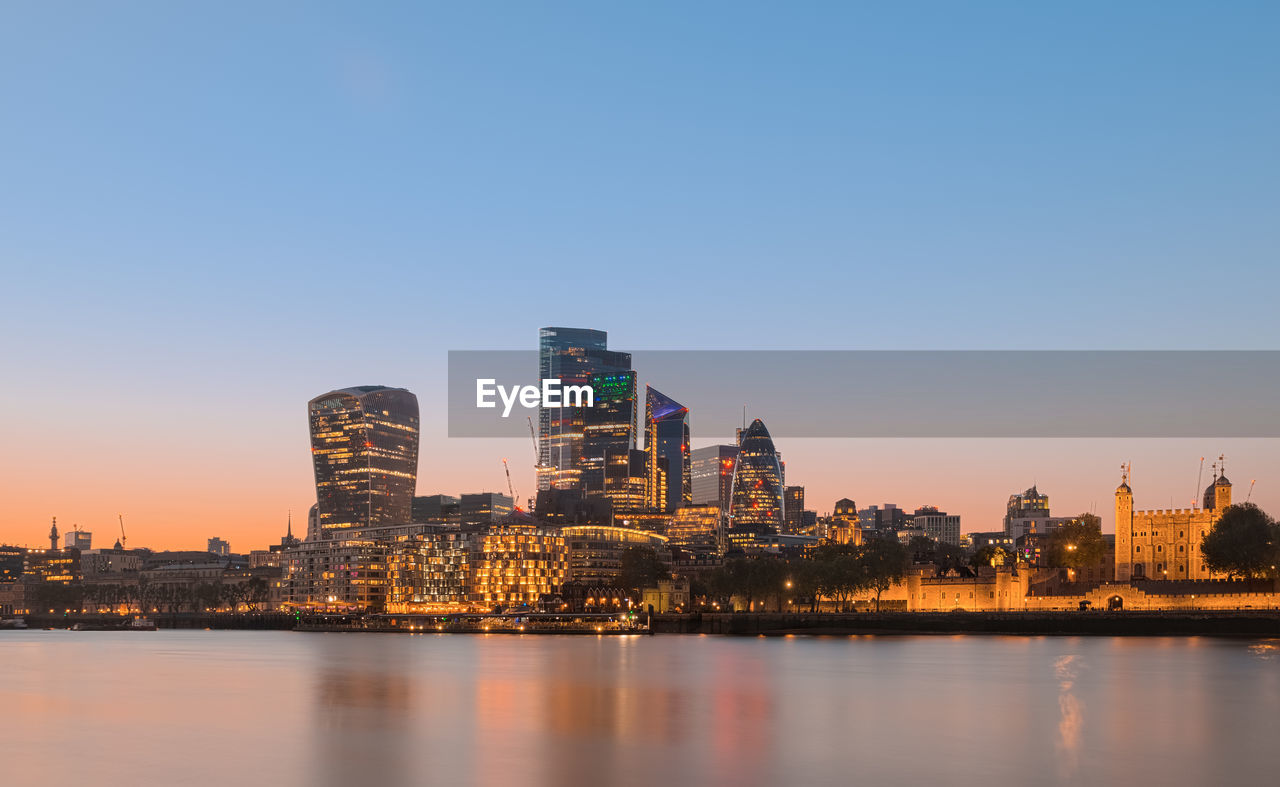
(1246, 479, 1256, 503)
(526, 415, 540, 467)
(118, 514, 127, 549)
(502, 458, 520, 511)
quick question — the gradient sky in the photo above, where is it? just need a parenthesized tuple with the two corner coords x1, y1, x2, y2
(2, 2, 1278, 551)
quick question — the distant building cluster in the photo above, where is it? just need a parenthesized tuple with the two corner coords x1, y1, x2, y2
(2, 327, 1274, 619)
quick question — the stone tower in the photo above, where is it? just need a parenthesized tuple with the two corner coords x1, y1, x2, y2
(1114, 466, 1134, 582)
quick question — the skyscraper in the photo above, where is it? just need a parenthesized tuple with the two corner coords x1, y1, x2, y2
(783, 486, 806, 535)
(645, 386, 690, 513)
(580, 370, 637, 496)
(691, 445, 738, 510)
(729, 418, 784, 540)
(308, 386, 420, 538)
(538, 327, 631, 491)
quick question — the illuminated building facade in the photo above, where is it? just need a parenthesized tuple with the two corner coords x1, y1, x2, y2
(387, 529, 479, 611)
(472, 524, 567, 608)
(581, 370, 638, 500)
(538, 327, 631, 492)
(644, 386, 690, 513)
(729, 418, 784, 541)
(666, 505, 725, 555)
(1115, 464, 1231, 582)
(604, 449, 648, 514)
(308, 386, 420, 538)
(282, 538, 391, 611)
(1, 545, 26, 583)
(691, 445, 737, 510)
(562, 525, 669, 586)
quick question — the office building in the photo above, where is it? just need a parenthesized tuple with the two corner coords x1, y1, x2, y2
(208, 537, 230, 557)
(63, 530, 91, 550)
(729, 418, 785, 540)
(460, 493, 514, 525)
(413, 495, 460, 524)
(783, 487, 806, 535)
(691, 445, 738, 510)
(308, 386, 420, 538)
(538, 327, 631, 492)
(644, 386, 690, 513)
(581, 371, 637, 494)
(667, 505, 726, 556)
(913, 506, 961, 546)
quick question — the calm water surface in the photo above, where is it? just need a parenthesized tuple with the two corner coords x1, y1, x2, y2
(1, 631, 1277, 786)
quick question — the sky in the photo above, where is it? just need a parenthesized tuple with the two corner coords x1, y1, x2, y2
(2, 2, 1278, 551)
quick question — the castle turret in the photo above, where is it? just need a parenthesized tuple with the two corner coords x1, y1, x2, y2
(1115, 465, 1134, 582)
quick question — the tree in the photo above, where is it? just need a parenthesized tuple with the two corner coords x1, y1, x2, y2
(1201, 503, 1279, 579)
(909, 536, 968, 573)
(858, 538, 909, 612)
(619, 546, 669, 599)
(970, 545, 1009, 568)
(1044, 513, 1105, 571)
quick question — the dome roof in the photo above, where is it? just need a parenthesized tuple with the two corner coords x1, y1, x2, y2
(1215, 474, 1231, 486)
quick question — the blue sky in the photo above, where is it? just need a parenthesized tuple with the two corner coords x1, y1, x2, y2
(2, 2, 1278, 547)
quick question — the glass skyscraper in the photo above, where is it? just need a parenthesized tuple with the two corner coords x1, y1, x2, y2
(537, 327, 631, 491)
(580, 370, 637, 495)
(308, 386, 420, 538)
(691, 444, 738, 510)
(645, 386, 690, 513)
(729, 418, 784, 540)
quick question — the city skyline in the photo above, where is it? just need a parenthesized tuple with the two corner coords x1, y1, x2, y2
(1, 324, 1273, 552)
(4, 3, 1280, 550)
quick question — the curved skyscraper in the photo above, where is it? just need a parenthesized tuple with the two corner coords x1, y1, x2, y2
(308, 386, 420, 538)
(730, 418, 784, 540)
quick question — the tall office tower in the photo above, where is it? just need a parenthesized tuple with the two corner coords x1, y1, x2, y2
(604, 448, 648, 514)
(580, 371, 637, 494)
(729, 418, 785, 539)
(308, 386, 420, 539)
(783, 486, 806, 535)
(691, 445, 738, 510)
(537, 327, 631, 492)
(645, 386, 691, 513)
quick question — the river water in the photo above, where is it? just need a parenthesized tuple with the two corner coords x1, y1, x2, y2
(1, 631, 1276, 786)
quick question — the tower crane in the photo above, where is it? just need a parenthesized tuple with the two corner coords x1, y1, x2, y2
(118, 514, 127, 549)
(503, 458, 520, 512)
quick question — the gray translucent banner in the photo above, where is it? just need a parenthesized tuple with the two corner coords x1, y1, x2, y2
(447, 351, 1279, 438)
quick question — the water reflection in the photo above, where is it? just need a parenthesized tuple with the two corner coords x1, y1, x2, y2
(1054, 654, 1082, 781)
(1, 632, 1278, 787)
